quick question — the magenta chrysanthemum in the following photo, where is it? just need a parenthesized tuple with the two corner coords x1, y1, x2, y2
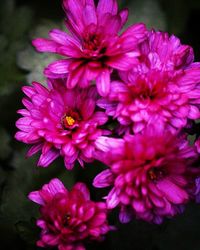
(32, 0, 147, 96)
(93, 125, 199, 224)
(15, 79, 109, 169)
(98, 30, 200, 133)
(29, 179, 112, 250)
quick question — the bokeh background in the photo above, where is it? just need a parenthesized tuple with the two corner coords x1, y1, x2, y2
(0, 0, 200, 249)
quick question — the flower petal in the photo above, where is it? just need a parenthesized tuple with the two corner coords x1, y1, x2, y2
(93, 169, 113, 188)
(106, 188, 119, 209)
(96, 69, 111, 97)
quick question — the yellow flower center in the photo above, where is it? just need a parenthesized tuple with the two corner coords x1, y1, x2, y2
(65, 116, 75, 126)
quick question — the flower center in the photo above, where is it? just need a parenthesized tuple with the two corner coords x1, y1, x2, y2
(65, 116, 75, 126)
(148, 167, 165, 181)
(129, 73, 167, 102)
(84, 34, 100, 51)
(63, 214, 71, 227)
(83, 33, 107, 56)
(61, 109, 81, 130)
(130, 81, 157, 101)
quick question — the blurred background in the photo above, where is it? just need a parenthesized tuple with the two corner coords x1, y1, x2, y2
(0, 0, 200, 249)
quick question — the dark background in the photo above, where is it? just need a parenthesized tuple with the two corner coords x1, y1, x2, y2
(0, 0, 200, 249)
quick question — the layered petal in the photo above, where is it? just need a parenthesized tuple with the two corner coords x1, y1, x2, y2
(93, 125, 198, 223)
(32, 0, 147, 96)
(15, 80, 109, 169)
(29, 180, 112, 249)
(99, 30, 200, 133)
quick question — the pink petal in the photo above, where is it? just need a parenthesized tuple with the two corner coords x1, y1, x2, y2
(120, 23, 147, 47)
(26, 143, 43, 157)
(90, 212, 107, 227)
(22, 86, 35, 98)
(83, 4, 97, 26)
(63, 0, 85, 34)
(32, 38, 58, 53)
(36, 219, 46, 229)
(150, 193, 164, 208)
(49, 29, 80, 47)
(171, 117, 187, 128)
(92, 112, 108, 125)
(188, 105, 200, 119)
(95, 136, 124, 152)
(44, 68, 67, 79)
(93, 169, 113, 188)
(58, 45, 81, 57)
(157, 179, 189, 204)
(16, 117, 32, 132)
(64, 153, 78, 169)
(195, 139, 200, 153)
(43, 178, 67, 195)
(80, 98, 95, 120)
(106, 187, 119, 209)
(73, 182, 90, 200)
(37, 149, 59, 167)
(119, 206, 132, 223)
(28, 191, 45, 205)
(119, 8, 128, 27)
(32, 82, 49, 96)
(62, 143, 76, 156)
(66, 66, 84, 89)
(101, 14, 122, 34)
(41, 235, 59, 246)
(46, 59, 70, 74)
(97, 0, 118, 17)
(132, 199, 146, 213)
(17, 109, 30, 116)
(96, 69, 111, 97)
(22, 98, 33, 110)
(106, 53, 139, 70)
(83, 206, 95, 221)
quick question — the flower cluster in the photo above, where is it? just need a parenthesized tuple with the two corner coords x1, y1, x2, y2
(15, 0, 200, 248)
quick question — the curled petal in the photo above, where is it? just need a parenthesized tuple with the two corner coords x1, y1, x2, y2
(93, 169, 113, 188)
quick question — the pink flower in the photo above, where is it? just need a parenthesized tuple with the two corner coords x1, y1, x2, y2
(98, 30, 200, 133)
(32, 0, 147, 96)
(29, 179, 112, 250)
(93, 125, 199, 224)
(15, 79, 109, 169)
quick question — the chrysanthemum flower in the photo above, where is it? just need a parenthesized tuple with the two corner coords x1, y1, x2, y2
(15, 79, 109, 169)
(93, 125, 199, 224)
(98, 30, 200, 133)
(32, 0, 147, 96)
(29, 179, 112, 250)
